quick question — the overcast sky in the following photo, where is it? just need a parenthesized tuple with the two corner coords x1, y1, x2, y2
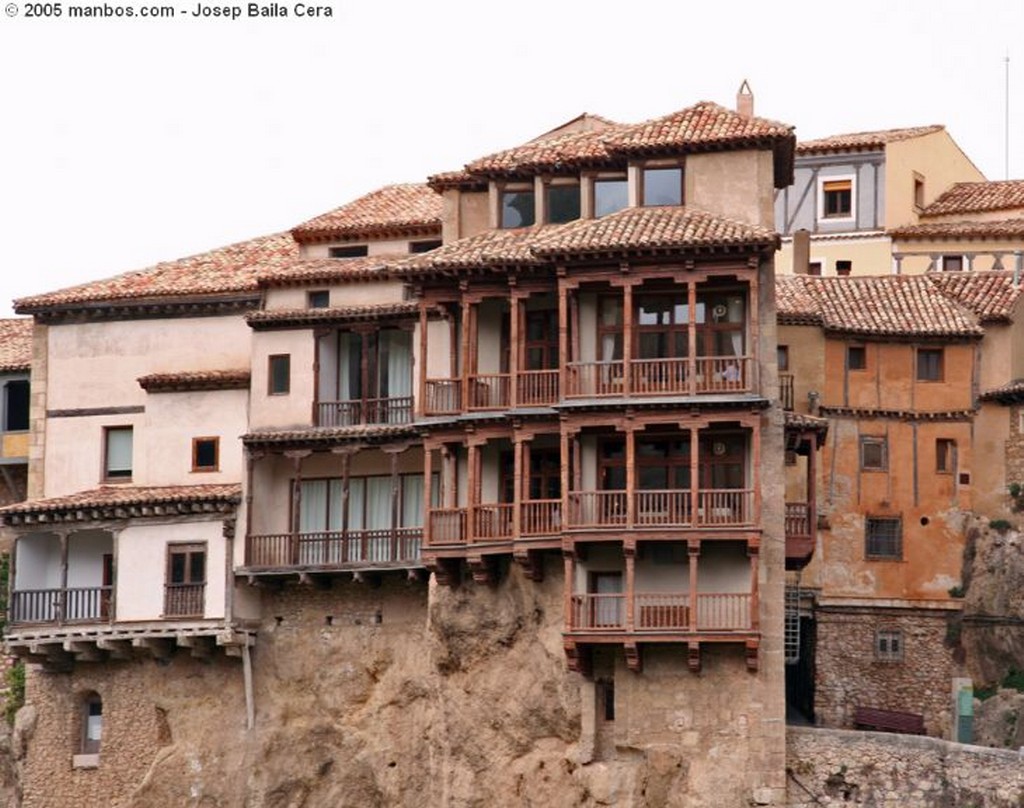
(0, 1, 1021, 317)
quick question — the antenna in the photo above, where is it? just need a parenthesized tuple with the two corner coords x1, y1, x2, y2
(1006, 52, 1011, 180)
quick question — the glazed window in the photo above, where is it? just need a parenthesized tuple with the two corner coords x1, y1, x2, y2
(546, 183, 581, 224)
(409, 240, 442, 254)
(916, 348, 943, 382)
(4, 379, 29, 431)
(328, 245, 368, 258)
(875, 628, 903, 661)
(865, 517, 902, 560)
(594, 177, 628, 217)
(808, 261, 823, 277)
(80, 692, 102, 755)
(777, 345, 790, 372)
(860, 437, 887, 471)
(192, 437, 219, 472)
(847, 345, 866, 371)
(103, 426, 133, 482)
(307, 290, 330, 309)
(500, 188, 535, 228)
(936, 439, 957, 474)
(820, 177, 853, 220)
(268, 354, 290, 395)
(942, 255, 964, 272)
(642, 167, 683, 206)
(165, 543, 206, 617)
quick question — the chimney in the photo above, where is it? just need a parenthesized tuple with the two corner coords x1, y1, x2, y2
(792, 229, 810, 275)
(737, 79, 754, 118)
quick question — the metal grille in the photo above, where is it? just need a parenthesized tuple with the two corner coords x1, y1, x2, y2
(784, 584, 801, 664)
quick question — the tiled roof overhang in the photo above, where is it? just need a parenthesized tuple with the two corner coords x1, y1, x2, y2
(246, 302, 422, 331)
(138, 370, 251, 393)
(243, 424, 420, 450)
(291, 184, 443, 245)
(257, 255, 405, 288)
(16, 293, 262, 325)
(818, 406, 976, 421)
(0, 484, 241, 526)
(0, 319, 33, 372)
(979, 380, 1024, 404)
(920, 179, 1024, 217)
(796, 125, 944, 155)
(889, 218, 1024, 241)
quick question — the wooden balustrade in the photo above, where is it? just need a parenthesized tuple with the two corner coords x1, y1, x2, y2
(565, 489, 752, 528)
(634, 490, 693, 526)
(246, 529, 423, 568)
(785, 502, 812, 539)
(568, 592, 752, 632)
(696, 489, 754, 526)
(695, 593, 752, 631)
(428, 508, 467, 544)
(521, 499, 560, 536)
(694, 355, 750, 393)
(566, 361, 625, 397)
(10, 586, 112, 625)
(630, 358, 690, 395)
(568, 491, 628, 527)
(472, 504, 514, 540)
(316, 396, 413, 427)
(164, 583, 205, 618)
(779, 373, 794, 411)
(517, 370, 559, 406)
(570, 593, 625, 630)
(424, 379, 462, 414)
(467, 374, 510, 410)
(635, 594, 689, 629)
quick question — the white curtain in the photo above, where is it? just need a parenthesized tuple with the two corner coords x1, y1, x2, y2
(402, 475, 424, 528)
(386, 331, 413, 400)
(366, 477, 392, 561)
(299, 481, 328, 565)
(337, 333, 355, 401)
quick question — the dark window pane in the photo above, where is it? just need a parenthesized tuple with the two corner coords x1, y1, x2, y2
(5, 380, 29, 431)
(594, 179, 628, 217)
(190, 552, 206, 583)
(848, 346, 866, 370)
(328, 245, 368, 258)
(308, 290, 329, 309)
(643, 168, 683, 206)
(547, 184, 580, 223)
(501, 191, 535, 228)
(269, 355, 290, 395)
(195, 439, 217, 469)
(170, 553, 186, 584)
(410, 240, 442, 254)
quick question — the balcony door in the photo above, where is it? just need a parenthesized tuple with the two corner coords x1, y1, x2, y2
(590, 572, 623, 628)
(328, 329, 413, 425)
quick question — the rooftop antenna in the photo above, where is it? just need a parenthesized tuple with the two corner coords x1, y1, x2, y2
(1005, 52, 1011, 180)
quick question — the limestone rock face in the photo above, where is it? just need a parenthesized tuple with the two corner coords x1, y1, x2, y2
(973, 690, 1024, 750)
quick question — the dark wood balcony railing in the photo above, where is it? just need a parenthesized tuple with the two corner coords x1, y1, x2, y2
(785, 502, 812, 539)
(568, 491, 628, 527)
(317, 396, 413, 427)
(569, 592, 752, 632)
(10, 586, 112, 625)
(694, 356, 751, 393)
(246, 528, 422, 568)
(696, 489, 754, 526)
(425, 379, 462, 415)
(567, 489, 754, 529)
(630, 358, 690, 395)
(472, 503, 514, 540)
(779, 373, 795, 411)
(518, 370, 559, 406)
(468, 374, 510, 410)
(521, 499, 561, 536)
(566, 361, 625, 397)
(635, 490, 693, 527)
(164, 583, 205, 618)
(429, 508, 467, 544)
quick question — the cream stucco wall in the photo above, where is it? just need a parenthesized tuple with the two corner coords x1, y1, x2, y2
(116, 519, 227, 622)
(686, 149, 775, 228)
(249, 329, 316, 430)
(777, 235, 893, 277)
(301, 238, 420, 259)
(264, 279, 406, 311)
(891, 238, 1024, 275)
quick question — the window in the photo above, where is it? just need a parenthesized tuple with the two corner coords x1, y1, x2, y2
(594, 177, 628, 217)
(642, 167, 683, 206)
(307, 290, 330, 309)
(546, 183, 580, 224)
(78, 692, 102, 760)
(320, 329, 413, 425)
(936, 438, 957, 473)
(192, 437, 219, 472)
(500, 188, 535, 228)
(268, 354, 290, 395)
(860, 436, 887, 471)
(835, 260, 852, 276)
(917, 348, 943, 382)
(165, 543, 206, 617)
(942, 255, 964, 272)
(913, 174, 925, 210)
(777, 345, 790, 372)
(328, 245, 368, 258)
(847, 345, 866, 371)
(103, 426, 133, 481)
(409, 239, 442, 254)
(875, 628, 904, 661)
(4, 380, 29, 432)
(820, 178, 853, 219)
(808, 261, 822, 277)
(865, 516, 902, 559)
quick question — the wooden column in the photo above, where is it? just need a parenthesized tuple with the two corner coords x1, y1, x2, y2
(558, 278, 569, 398)
(560, 427, 571, 530)
(512, 434, 524, 540)
(807, 432, 818, 534)
(748, 263, 759, 393)
(688, 280, 698, 396)
(340, 451, 351, 562)
(109, 528, 118, 624)
(244, 452, 256, 566)
(58, 529, 69, 626)
(418, 302, 429, 417)
(624, 541, 636, 632)
(622, 279, 634, 397)
(388, 449, 401, 561)
(563, 550, 576, 632)
(286, 452, 308, 566)
(688, 540, 700, 633)
(466, 443, 479, 543)
(690, 425, 700, 526)
(625, 423, 636, 529)
(569, 291, 580, 380)
(749, 546, 760, 632)
(509, 293, 521, 408)
(461, 300, 473, 412)
(751, 419, 761, 525)
(423, 446, 433, 549)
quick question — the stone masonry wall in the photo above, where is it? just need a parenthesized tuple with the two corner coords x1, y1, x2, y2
(815, 608, 960, 737)
(1005, 404, 1024, 491)
(786, 726, 1024, 807)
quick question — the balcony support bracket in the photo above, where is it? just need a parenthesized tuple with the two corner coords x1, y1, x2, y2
(687, 642, 701, 673)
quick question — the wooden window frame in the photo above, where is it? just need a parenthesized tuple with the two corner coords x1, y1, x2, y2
(818, 176, 854, 222)
(165, 542, 207, 618)
(941, 255, 964, 272)
(268, 354, 291, 396)
(777, 345, 790, 372)
(409, 239, 442, 254)
(847, 345, 867, 371)
(640, 165, 684, 207)
(307, 290, 330, 309)
(593, 174, 628, 217)
(499, 184, 535, 229)
(936, 438, 957, 474)
(875, 628, 904, 662)
(102, 425, 133, 483)
(860, 436, 887, 471)
(913, 173, 925, 211)
(545, 181, 581, 224)
(328, 245, 368, 258)
(79, 691, 103, 755)
(635, 292, 690, 360)
(916, 348, 944, 382)
(865, 516, 902, 560)
(191, 436, 220, 473)
(696, 288, 747, 359)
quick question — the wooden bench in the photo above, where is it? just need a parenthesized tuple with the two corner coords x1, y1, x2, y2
(853, 706, 925, 735)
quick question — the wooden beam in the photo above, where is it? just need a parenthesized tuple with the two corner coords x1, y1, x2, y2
(132, 637, 173, 660)
(96, 638, 133, 659)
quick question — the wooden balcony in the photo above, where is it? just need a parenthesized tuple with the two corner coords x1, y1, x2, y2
(518, 370, 559, 406)
(424, 379, 462, 415)
(567, 361, 625, 397)
(164, 583, 205, 618)
(569, 592, 753, 633)
(472, 503, 514, 540)
(779, 373, 794, 411)
(428, 509, 467, 544)
(316, 396, 413, 427)
(785, 501, 815, 570)
(10, 587, 112, 626)
(468, 374, 510, 410)
(245, 528, 422, 569)
(566, 356, 751, 398)
(521, 499, 560, 536)
(567, 489, 755, 531)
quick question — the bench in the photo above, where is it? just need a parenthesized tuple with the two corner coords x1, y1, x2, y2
(853, 706, 925, 735)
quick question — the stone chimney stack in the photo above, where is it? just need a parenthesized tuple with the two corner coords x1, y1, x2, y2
(737, 80, 754, 118)
(792, 229, 810, 275)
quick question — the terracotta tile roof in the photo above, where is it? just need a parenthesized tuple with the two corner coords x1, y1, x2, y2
(395, 207, 777, 273)
(603, 101, 793, 156)
(15, 233, 296, 314)
(0, 483, 241, 525)
(784, 411, 829, 432)
(243, 424, 419, 448)
(427, 169, 487, 191)
(924, 271, 1022, 322)
(465, 126, 626, 177)
(797, 125, 944, 155)
(246, 302, 420, 330)
(889, 218, 1024, 241)
(775, 276, 824, 325)
(0, 319, 33, 372)
(257, 255, 404, 287)
(138, 369, 250, 392)
(775, 276, 983, 337)
(980, 380, 1024, 403)
(291, 184, 442, 243)
(920, 180, 1024, 217)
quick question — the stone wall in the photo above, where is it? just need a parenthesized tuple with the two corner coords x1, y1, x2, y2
(814, 606, 961, 737)
(1005, 404, 1024, 492)
(786, 726, 1024, 807)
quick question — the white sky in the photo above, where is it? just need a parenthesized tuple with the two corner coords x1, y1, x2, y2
(0, 0, 1021, 317)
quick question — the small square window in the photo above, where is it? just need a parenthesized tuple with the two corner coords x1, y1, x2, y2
(328, 245, 368, 258)
(866, 517, 902, 559)
(268, 355, 290, 395)
(821, 178, 853, 219)
(594, 177, 628, 217)
(501, 189, 535, 228)
(409, 240, 442, 254)
(192, 437, 219, 472)
(836, 260, 853, 276)
(546, 183, 581, 224)
(942, 255, 964, 272)
(103, 426, 133, 482)
(808, 261, 823, 277)
(917, 348, 943, 382)
(860, 436, 887, 471)
(936, 438, 956, 474)
(642, 167, 683, 206)
(847, 345, 866, 371)
(307, 290, 330, 309)
(875, 628, 904, 661)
